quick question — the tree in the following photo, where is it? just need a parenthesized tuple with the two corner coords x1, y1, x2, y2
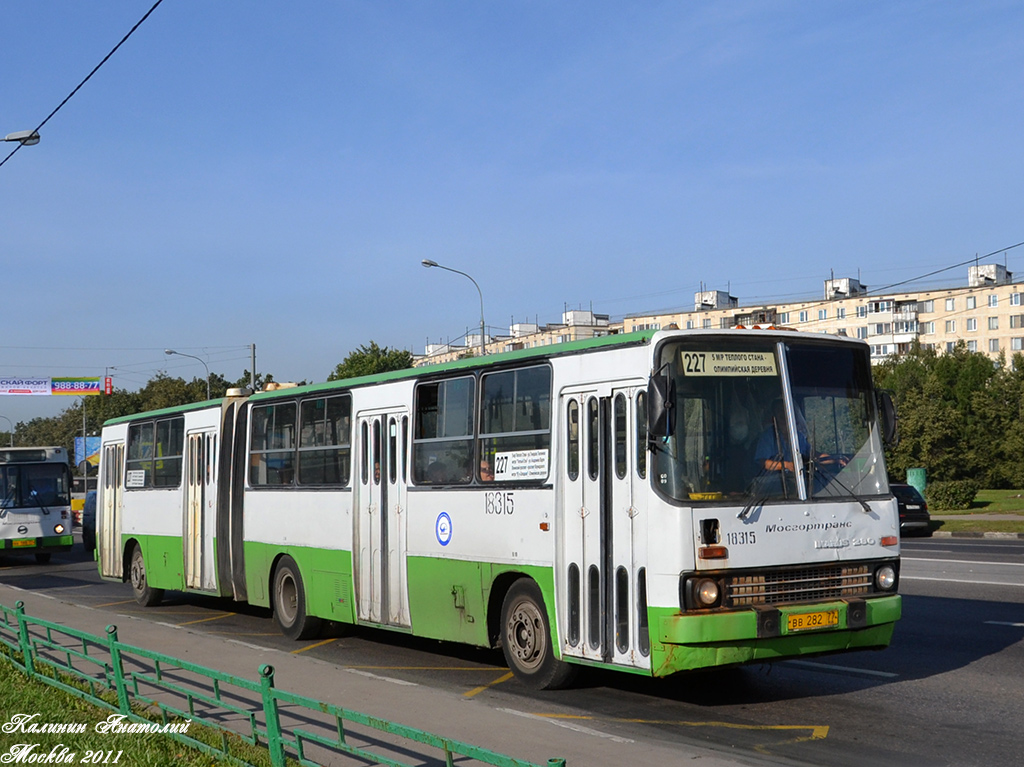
(876, 342, 1024, 488)
(327, 342, 413, 381)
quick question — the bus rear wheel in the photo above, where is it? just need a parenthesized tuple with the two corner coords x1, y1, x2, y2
(500, 579, 577, 690)
(272, 556, 322, 641)
(129, 544, 164, 607)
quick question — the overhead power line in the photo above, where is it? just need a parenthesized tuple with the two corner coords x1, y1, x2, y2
(0, 0, 166, 170)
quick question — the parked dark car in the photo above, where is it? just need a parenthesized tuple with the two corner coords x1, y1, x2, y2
(82, 490, 97, 553)
(891, 483, 931, 537)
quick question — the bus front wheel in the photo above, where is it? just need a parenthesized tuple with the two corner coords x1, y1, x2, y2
(129, 544, 164, 607)
(272, 556, 322, 641)
(500, 579, 577, 690)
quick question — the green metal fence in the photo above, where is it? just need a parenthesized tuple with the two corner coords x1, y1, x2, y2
(0, 600, 565, 767)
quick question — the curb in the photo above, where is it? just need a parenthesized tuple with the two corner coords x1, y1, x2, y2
(931, 531, 1024, 540)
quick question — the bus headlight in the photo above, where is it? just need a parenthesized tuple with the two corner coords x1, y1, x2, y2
(875, 564, 897, 591)
(54, 524, 65, 535)
(694, 578, 721, 607)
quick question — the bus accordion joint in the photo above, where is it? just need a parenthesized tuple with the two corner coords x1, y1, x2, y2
(698, 545, 728, 560)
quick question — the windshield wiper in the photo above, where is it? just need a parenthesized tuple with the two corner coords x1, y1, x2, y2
(805, 459, 872, 513)
(738, 460, 786, 520)
(0, 486, 14, 518)
(28, 488, 51, 515)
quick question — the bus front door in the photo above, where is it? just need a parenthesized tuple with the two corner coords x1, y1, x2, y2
(98, 443, 124, 579)
(355, 410, 410, 628)
(184, 430, 218, 591)
(560, 384, 650, 670)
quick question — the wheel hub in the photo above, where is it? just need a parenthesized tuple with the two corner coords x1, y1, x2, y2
(508, 602, 544, 669)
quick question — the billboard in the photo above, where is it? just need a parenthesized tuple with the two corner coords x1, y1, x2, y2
(0, 377, 108, 396)
(75, 436, 102, 468)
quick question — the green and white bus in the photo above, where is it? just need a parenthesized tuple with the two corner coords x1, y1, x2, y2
(1, 446, 74, 563)
(97, 329, 902, 688)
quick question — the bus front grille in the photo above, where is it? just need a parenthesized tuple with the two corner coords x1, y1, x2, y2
(725, 564, 872, 607)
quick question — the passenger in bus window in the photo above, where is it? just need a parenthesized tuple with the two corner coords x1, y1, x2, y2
(479, 458, 494, 482)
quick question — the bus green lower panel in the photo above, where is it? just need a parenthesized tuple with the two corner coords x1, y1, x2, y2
(405, 556, 555, 649)
(241, 542, 355, 624)
(1, 535, 74, 553)
(126, 534, 185, 591)
(650, 595, 901, 677)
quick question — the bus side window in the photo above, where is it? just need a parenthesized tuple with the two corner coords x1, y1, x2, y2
(412, 376, 475, 485)
(479, 365, 552, 483)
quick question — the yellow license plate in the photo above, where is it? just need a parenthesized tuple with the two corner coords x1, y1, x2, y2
(12, 539, 35, 548)
(787, 609, 839, 632)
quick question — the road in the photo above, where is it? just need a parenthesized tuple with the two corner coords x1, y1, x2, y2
(1, 536, 1021, 767)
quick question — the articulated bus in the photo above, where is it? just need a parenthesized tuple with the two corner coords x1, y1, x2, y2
(97, 329, 901, 688)
(1, 447, 74, 563)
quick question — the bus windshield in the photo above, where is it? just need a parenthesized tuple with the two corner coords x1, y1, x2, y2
(0, 463, 71, 509)
(652, 337, 888, 504)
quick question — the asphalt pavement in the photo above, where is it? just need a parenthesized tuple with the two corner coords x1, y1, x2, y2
(0, 580, 761, 767)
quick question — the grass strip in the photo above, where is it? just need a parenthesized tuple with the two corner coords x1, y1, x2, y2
(0, 654, 283, 766)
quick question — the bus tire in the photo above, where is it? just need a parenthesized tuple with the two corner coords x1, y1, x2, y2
(34, 552, 51, 565)
(272, 556, 322, 641)
(500, 579, 577, 690)
(129, 544, 164, 607)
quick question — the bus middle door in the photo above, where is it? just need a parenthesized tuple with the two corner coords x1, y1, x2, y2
(355, 409, 410, 628)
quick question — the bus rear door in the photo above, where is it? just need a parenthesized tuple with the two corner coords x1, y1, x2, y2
(184, 430, 218, 591)
(98, 442, 124, 579)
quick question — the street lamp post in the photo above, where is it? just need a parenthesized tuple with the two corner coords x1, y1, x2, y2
(0, 415, 14, 447)
(421, 259, 486, 357)
(165, 349, 211, 400)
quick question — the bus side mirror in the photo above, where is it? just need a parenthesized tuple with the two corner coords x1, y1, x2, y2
(648, 372, 674, 439)
(877, 390, 897, 445)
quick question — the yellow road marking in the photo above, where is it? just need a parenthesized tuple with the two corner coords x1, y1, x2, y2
(291, 637, 338, 654)
(463, 671, 514, 698)
(177, 612, 236, 626)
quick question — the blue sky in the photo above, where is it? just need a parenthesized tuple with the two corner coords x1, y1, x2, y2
(3, 1, 1023, 424)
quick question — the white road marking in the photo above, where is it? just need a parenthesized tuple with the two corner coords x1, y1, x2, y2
(901, 576, 1024, 588)
(782, 660, 898, 678)
(346, 668, 418, 686)
(902, 557, 1024, 567)
(498, 708, 634, 744)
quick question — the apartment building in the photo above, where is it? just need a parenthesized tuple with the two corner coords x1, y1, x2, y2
(415, 264, 1024, 367)
(622, 264, 1024, 363)
(415, 309, 614, 366)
